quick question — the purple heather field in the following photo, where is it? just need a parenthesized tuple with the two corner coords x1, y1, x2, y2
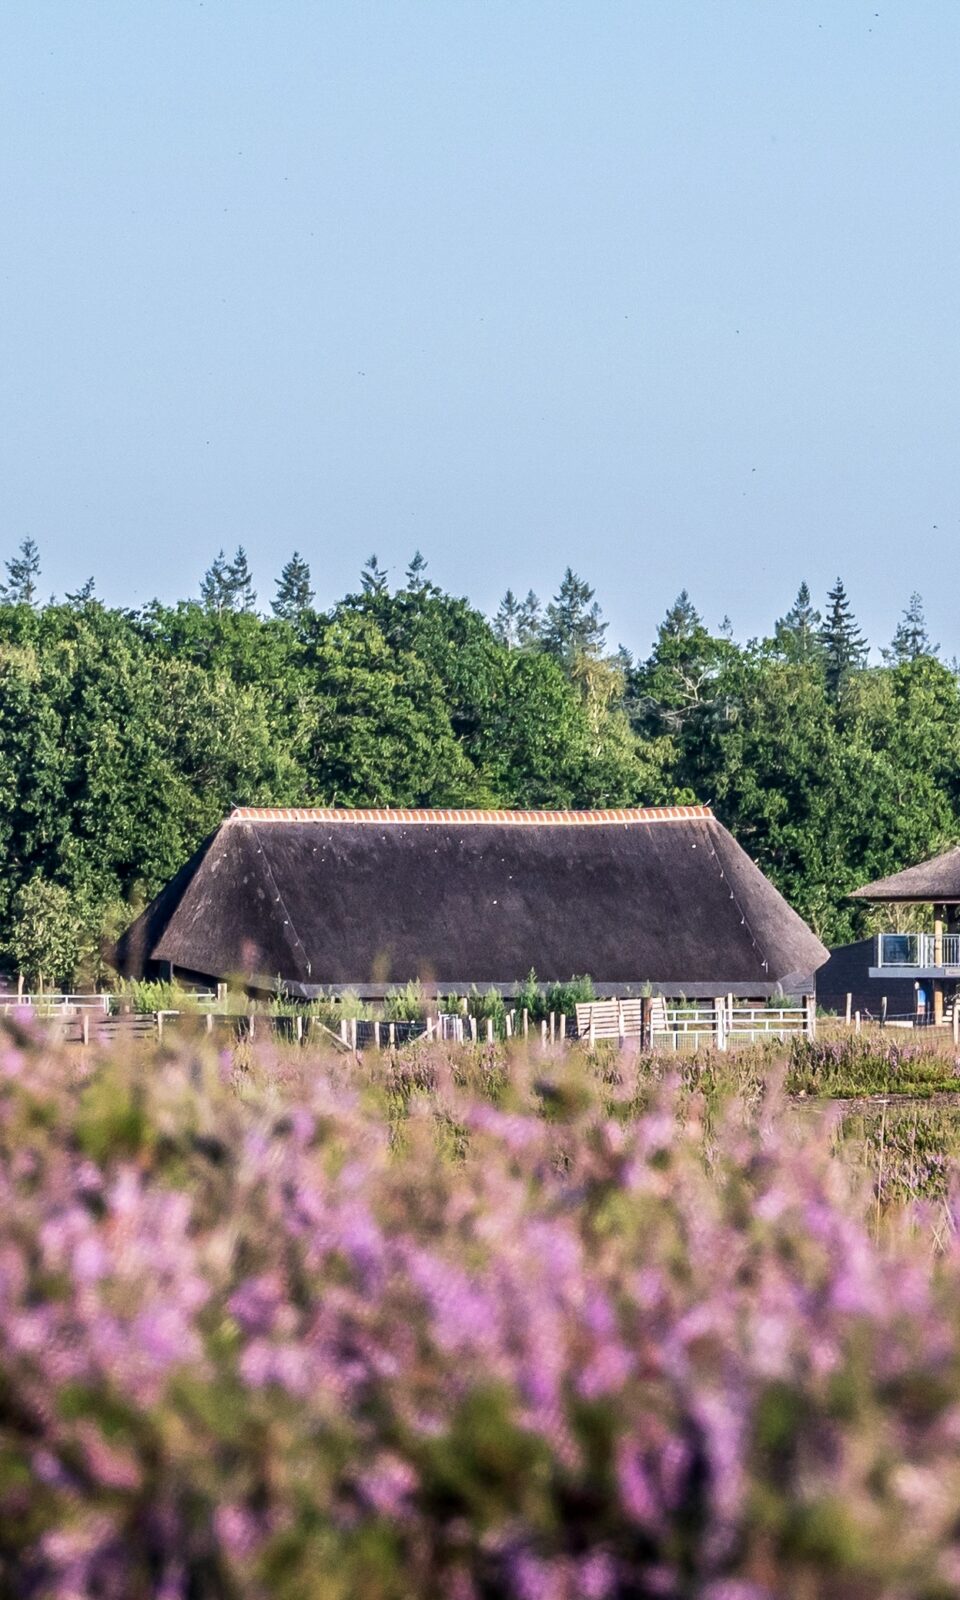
(2, 1024, 960, 1598)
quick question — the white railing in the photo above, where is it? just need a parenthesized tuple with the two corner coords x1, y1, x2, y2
(876, 933, 960, 968)
(0, 993, 112, 1014)
(658, 1005, 808, 1051)
(0, 991, 218, 1017)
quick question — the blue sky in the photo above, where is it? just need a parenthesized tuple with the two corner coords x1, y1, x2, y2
(1, 2, 957, 657)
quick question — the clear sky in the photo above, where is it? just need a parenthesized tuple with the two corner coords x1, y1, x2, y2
(1, 2, 957, 658)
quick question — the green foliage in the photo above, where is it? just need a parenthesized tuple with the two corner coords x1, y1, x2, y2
(514, 969, 595, 1020)
(773, 580, 823, 665)
(114, 979, 211, 1014)
(199, 546, 257, 614)
(885, 590, 937, 664)
(0, 537, 41, 606)
(541, 566, 607, 668)
(820, 576, 868, 694)
(271, 551, 314, 620)
(383, 981, 427, 1021)
(0, 564, 957, 966)
(6, 876, 80, 989)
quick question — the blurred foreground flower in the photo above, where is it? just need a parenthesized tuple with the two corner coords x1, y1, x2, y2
(0, 1031, 958, 1597)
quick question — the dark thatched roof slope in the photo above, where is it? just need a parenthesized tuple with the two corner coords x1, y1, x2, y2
(113, 806, 828, 997)
(849, 846, 960, 903)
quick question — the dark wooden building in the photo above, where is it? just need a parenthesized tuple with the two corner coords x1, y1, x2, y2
(847, 847, 960, 1025)
(113, 805, 828, 1000)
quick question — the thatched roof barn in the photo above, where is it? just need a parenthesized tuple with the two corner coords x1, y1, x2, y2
(113, 806, 828, 999)
(849, 848, 960, 903)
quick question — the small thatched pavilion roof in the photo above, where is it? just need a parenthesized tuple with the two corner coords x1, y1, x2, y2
(113, 806, 828, 998)
(849, 847, 960, 904)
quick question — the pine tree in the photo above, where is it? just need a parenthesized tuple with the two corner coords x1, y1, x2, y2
(0, 538, 40, 605)
(65, 577, 96, 606)
(820, 577, 868, 693)
(272, 552, 314, 620)
(405, 550, 429, 592)
(774, 581, 823, 663)
(659, 589, 703, 642)
(542, 568, 607, 668)
(200, 547, 256, 614)
(200, 550, 233, 614)
(227, 546, 256, 612)
(884, 592, 937, 664)
(516, 590, 543, 650)
(493, 589, 521, 647)
(360, 553, 389, 597)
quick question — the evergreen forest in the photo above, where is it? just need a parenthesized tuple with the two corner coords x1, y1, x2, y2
(0, 537, 954, 984)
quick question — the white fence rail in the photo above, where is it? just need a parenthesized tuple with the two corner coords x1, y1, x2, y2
(0, 991, 217, 1017)
(0, 993, 112, 1014)
(576, 999, 812, 1050)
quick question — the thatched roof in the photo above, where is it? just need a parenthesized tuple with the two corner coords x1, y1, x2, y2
(113, 806, 828, 997)
(849, 847, 960, 904)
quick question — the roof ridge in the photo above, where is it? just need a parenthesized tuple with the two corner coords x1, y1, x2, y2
(226, 805, 714, 826)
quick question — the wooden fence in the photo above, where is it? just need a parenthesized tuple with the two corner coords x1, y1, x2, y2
(1, 993, 814, 1052)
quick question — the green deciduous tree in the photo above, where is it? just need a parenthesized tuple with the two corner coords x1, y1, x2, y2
(7, 876, 79, 990)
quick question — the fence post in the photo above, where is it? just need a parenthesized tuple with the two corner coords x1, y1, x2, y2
(641, 996, 653, 1050)
(505, 1012, 513, 1039)
(617, 999, 625, 1050)
(588, 1014, 596, 1047)
(805, 993, 816, 1040)
(486, 1017, 494, 1044)
(249, 1013, 255, 1042)
(340, 1018, 347, 1046)
(375, 1020, 382, 1050)
(206, 1012, 214, 1035)
(542, 1019, 549, 1048)
(295, 1014, 303, 1044)
(714, 997, 726, 1052)
(350, 1017, 358, 1050)
(845, 992, 852, 1027)
(389, 1021, 396, 1049)
(880, 996, 887, 1029)
(156, 1011, 163, 1042)
(855, 1010, 861, 1035)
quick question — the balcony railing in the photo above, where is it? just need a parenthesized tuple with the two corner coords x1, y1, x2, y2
(876, 932, 960, 968)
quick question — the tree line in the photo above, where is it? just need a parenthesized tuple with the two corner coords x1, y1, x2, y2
(0, 536, 954, 984)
